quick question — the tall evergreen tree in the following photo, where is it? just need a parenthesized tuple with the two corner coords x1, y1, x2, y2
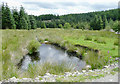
(13, 9, 19, 29)
(41, 22, 46, 29)
(103, 15, 108, 29)
(19, 6, 28, 29)
(30, 15, 37, 29)
(2, 3, 5, 29)
(25, 13, 31, 30)
(98, 16, 104, 29)
(3, 3, 16, 29)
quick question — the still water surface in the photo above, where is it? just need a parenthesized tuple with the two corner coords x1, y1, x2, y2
(20, 44, 86, 71)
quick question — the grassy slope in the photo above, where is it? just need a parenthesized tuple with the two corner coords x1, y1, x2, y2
(0, 29, 118, 80)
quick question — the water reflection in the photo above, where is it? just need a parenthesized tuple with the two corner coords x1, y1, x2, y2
(18, 44, 86, 71)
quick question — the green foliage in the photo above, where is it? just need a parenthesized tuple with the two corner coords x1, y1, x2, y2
(114, 39, 118, 45)
(84, 51, 105, 69)
(13, 9, 19, 29)
(27, 40, 41, 54)
(2, 3, 16, 29)
(94, 38, 106, 44)
(90, 15, 104, 30)
(64, 23, 71, 29)
(84, 36, 92, 41)
(41, 22, 46, 29)
(112, 67, 118, 72)
(19, 6, 28, 29)
(112, 20, 119, 32)
(29, 15, 37, 29)
(2, 3, 36, 29)
(58, 24, 63, 28)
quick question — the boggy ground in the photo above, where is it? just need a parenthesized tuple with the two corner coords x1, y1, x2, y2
(1, 62, 118, 82)
(0, 28, 119, 81)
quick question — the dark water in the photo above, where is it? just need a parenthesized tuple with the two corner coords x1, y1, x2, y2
(19, 44, 86, 71)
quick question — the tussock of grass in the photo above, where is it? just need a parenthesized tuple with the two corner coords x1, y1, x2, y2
(94, 38, 106, 44)
(114, 39, 118, 45)
(24, 62, 72, 78)
(27, 40, 41, 54)
(84, 36, 92, 41)
(84, 51, 105, 69)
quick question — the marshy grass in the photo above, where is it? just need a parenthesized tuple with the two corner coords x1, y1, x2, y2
(94, 38, 106, 44)
(1, 29, 118, 80)
(114, 39, 118, 45)
(27, 40, 41, 54)
(84, 35, 92, 41)
(84, 51, 105, 69)
(22, 62, 72, 78)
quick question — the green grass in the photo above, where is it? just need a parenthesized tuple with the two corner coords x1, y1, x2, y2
(20, 62, 72, 78)
(114, 39, 118, 45)
(94, 37, 106, 44)
(84, 35, 92, 41)
(1, 28, 118, 80)
(27, 40, 41, 54)
(112, 67, 118, 72)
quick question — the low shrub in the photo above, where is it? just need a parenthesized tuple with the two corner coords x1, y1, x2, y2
(84, 51, 105, 69)
(84, 36, 92, 41)
(94, 38, 106, 44)
(114, 39, 118, 45)
(27, 40, 41, 54)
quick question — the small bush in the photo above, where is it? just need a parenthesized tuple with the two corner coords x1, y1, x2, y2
(94, 38, 106, 44)
(84, 36, 92, 41)
(27, 40, 41, 54)
(94, 38, 98, 42)
(114, 39, 118, 45)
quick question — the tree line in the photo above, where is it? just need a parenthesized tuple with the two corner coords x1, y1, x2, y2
(1, 3, 119, 32)
(2, 3, 36, 29)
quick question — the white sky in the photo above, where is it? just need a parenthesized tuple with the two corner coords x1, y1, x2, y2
(0, 0, 119, 16)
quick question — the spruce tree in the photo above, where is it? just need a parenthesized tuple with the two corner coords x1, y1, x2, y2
(19, 17, 28, 29)
(103, 15, 108, 29)
(4, 3, 16, 29)
(25, 14, 31, 30)
(30, 15, 37, 29)
(41, 22, 46, 29)
(2, 3, 5, 29)
(13, 9, 19, 29)
(99, 16, 103, 29)
(19, 6, 28, 29)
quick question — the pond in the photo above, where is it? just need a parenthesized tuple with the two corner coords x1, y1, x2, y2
(18, 44, 86, 71)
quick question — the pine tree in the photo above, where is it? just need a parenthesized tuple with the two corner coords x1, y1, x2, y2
(41, 22, 46, 29)
(19, 6, 28, 29)
(2, 3, 5, 29)
(13, 9, 19, 29)
(19, 17, 28, 29)
(103, 15, 108, 29)
(25, 14, 31, 30)
(30, 15, 37, 29)
(3, 3, 16, 29)
(99, 16, 103, 29)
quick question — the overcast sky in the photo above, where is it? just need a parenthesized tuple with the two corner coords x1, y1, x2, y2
(0, 0, 119, 16)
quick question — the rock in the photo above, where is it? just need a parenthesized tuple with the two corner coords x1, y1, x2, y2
(103, 66, 109, 68)
(84, 65, 91, 72)
(64, 72, 72, 76)
(115, 57, 119, 61)
(82, 70, 86, 73)
(8, 77, 17, 82)
(89, 70, 93, 72)
(45, 73, 51, 76)
(35, 77, 39, 80)
(22, 78, 32, 82)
